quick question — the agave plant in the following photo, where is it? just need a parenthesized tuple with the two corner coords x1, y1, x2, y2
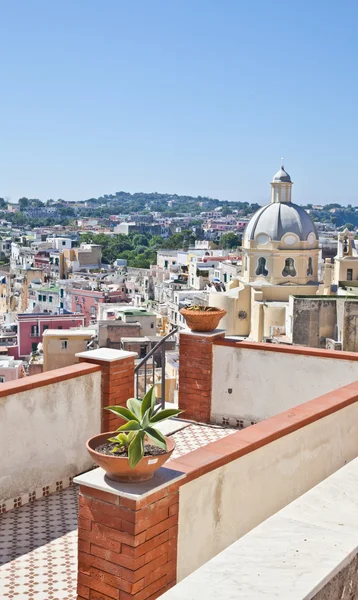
(185, 305, 218, 312)
(106, 386, 182, 469)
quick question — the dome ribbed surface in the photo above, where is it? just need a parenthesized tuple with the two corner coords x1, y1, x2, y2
(245, 202, 317, 242)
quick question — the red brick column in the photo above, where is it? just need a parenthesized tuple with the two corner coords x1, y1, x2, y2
(76, 349, 137, 432)
(178, 330, 225, 423)
(74, 469, 182, 600)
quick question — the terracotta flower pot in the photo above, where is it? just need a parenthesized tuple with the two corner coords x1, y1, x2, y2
(180, 307, 227, 332)
(86, 432, 175, 483)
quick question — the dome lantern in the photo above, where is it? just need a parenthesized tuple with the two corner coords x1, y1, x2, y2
(271, 161, 292, 204)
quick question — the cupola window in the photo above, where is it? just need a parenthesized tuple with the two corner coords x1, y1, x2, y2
(343, 237, 349, 254)
(256, 257, 268, 276)
(282, 258, 296, 277)
(307, 257, 313, 276)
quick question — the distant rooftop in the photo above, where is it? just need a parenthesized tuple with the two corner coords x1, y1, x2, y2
(118, 308, 156, 317)
(43, 329, 95, 337)
(32, 285, 60, 293)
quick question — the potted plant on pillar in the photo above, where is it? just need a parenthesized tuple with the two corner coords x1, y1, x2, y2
(86, 386, 182, 482)
(180, 305, 227, 332)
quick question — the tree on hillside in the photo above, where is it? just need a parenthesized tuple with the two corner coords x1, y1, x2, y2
(18, 197, 29, 211)
(220, 232, 240, 249)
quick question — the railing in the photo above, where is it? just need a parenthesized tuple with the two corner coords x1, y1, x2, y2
(134, 327, 178, 408)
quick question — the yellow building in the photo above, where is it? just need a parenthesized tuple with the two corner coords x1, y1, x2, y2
(210, 164, 321, 341)
(42, 329, 96, 372)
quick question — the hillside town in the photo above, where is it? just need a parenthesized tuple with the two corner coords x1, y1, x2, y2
(0, 164, 358, 387)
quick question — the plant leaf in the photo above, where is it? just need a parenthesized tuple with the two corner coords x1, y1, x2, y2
(111, 446, 122, 453)
(128, 431, 145, 469)
(127, 398, 142, 420)
(109, 433, 130, 445)
(141, 386, 156, 418)
(127, 431, 136, 442)
(145, 427, 168, 451)
(141, 407, 152, 429)
(116, 420, 141, 432)
(105, 406, 138, 422)
(150, 409, 183, 423)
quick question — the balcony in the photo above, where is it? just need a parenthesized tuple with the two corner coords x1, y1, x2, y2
(29, 332, 39, 338)
(2, 342, 358, 599)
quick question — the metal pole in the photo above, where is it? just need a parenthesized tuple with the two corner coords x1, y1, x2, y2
(161, 342, 166, 409)
(144, 360, 147, 396)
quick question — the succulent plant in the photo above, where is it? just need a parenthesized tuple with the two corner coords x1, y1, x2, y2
(185, 305, 219, 312)
(106, 386, 182, 469)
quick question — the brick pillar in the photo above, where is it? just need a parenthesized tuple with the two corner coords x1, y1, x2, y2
(74, 468, 183, 600)
(178, 330, 225, 423)
(76, 348, 137, 433)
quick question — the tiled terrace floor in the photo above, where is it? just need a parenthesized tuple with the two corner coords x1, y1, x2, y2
(0, 423, 237, 600)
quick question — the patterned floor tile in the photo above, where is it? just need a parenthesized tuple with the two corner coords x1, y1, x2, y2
(170, 422, 237, 459)
(0, 486, 78, 600)
(0, 423, 237, 598)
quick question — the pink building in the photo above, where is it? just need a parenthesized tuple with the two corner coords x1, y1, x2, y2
(70, 288, 127, 325)
(16, 313, 85, 357)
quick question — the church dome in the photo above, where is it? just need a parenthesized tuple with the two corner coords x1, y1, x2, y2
(244, 202, 317, 242)
(272, 166, 291, 182)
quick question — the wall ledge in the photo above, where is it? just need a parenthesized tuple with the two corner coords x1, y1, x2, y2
(214, 338, 358, 362)
(168, 380, 358, 484)
(0, 362, 101, 398)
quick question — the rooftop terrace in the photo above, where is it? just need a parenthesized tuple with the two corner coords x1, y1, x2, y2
(2, 338, 358, 599)
(0, 422, 236, 599)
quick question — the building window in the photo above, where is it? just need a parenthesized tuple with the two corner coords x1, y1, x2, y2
(256, 257, 268, 276)
(42, 295, 46, 301)
(60, 289, 64, 298)
(31, 325, 38, 336)
(76, 303, 81, 312)
(32, 342, 37, 352)
(282, 258, 297, 277)
(164, 260, 169, 269)
(347, 268, 353, 281)
(43, 325, 49, 332)
(49, 296, 53, 303)
(58, 326, 62, 329)
(307, 257, 313, 276)
(38, 294, 42, 302)
(60, 301, 64, 309)
(150, 323, 154, 329)
(61, 340, 68, 350)
(0, 376, 5, 383)
(343, 236, 349, 254)
(90, 306, 96, 316)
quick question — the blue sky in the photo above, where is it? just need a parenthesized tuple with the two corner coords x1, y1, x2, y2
(1, 0, 357, 205)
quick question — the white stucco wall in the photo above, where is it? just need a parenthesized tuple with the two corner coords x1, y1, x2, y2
(0, 370, 101, 502)
(177, 400, 358, 580)
(212, 344, 358, 424)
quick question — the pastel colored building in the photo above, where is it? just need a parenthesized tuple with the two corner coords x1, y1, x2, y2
(70, 288, 127, 325)
(16, 312, 85, 357)
(42, 328, 96, 371)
